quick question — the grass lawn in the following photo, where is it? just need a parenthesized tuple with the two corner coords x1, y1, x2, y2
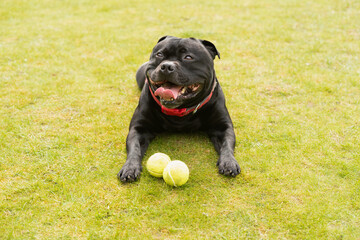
(1, 0, 359, 239)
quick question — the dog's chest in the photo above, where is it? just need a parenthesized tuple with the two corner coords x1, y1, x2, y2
(161, 115, 202, 132)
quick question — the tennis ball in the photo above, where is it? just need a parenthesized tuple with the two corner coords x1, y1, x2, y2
(163, 160, 189, 187)
(146, 153, 171, 178)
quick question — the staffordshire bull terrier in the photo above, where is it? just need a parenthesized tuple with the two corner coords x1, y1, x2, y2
(118, 36, 240, 182)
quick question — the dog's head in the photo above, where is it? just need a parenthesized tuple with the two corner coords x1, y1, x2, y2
(146, 36, 220, 109)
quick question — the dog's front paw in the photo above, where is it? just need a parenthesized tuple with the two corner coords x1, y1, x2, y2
(117, 162, 142, 182)
(217, 155, 241, 177)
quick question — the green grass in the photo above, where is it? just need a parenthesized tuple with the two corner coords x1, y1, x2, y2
(1, 0, 359, 239)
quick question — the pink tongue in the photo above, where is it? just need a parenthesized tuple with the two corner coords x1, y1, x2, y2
(154, 85, 182, 100)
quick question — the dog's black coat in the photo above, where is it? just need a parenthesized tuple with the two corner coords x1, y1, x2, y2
(118, 36, 240, 182)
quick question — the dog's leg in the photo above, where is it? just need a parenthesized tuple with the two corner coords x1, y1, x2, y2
(208, 123, 241, 177)
(117, 127, 154, 182)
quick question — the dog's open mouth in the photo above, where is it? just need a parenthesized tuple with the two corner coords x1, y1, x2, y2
(149, 78, 203, 103)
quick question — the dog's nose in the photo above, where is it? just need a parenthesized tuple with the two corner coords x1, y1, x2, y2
(160, 62, 175, 74)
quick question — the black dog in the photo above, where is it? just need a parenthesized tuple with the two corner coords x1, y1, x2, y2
(117, 36, 240, 182)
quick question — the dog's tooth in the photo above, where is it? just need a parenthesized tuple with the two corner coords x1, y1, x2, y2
(181, 87, 187, 94)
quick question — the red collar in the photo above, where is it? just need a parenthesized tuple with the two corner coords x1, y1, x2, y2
(147, 79, 217, 117)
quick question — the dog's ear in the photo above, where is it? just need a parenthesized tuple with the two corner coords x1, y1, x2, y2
(157, 36, 168, 43)
(201, 40, 220, 59)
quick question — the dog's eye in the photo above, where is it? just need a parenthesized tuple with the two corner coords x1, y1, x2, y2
(184, 55, 193, 60)
(156, 52, 163, 58)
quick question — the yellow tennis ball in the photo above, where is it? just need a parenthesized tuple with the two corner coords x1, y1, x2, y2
(163, 160, 189, 187)
(146, 153, 171, 178)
